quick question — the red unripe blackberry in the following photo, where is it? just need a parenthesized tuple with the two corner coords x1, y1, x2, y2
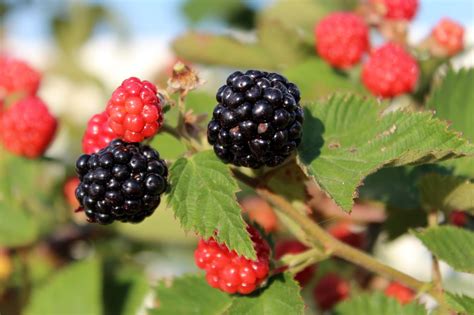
(384, 281, 415, 304)
(313, 273, 350, 310)
(0, 96, 57, 158)
(432, 18, 464, 55)
(371, 0, 419, 21)
(0, 55, 41, 96)
(64, 177, 80, 209)
(82, 112, 116, 154)
(208, 70, 303, 168)
(328, 222, 366, 249)
(194, 225, 271, 295)
(240, 196, 278, 233)
(275, 240, 315, 286)
(449, 210, 468, 227)
(362, 43, 419, 98)
(315, 12, 369, 69)
(106, 77, 163, 143)
(75, 140, 168, 224)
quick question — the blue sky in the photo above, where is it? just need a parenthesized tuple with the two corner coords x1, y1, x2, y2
(4, 0, 474, 42)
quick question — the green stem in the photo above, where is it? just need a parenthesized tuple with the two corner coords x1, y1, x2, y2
(161, 123, 181, 140)
(428, 211, 449, 313)
(231, 169, 443, 303)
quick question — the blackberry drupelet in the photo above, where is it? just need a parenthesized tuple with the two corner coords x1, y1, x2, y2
(208, 70, 304, 168)
(75, 139, 168, 224)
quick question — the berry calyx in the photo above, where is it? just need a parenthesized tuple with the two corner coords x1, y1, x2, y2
(449, 210, 468, 227)
(371, 0, 419, 21)
(0, 55, 41, 96)
(275, 240, 315, 286)
(0, 96, 57, 158)
(240, 196, 278, 233)
(82, 112, 116, 154)
(75, 140, 168, 224)
(208, 70, 303, 168)
(328, 222, 366, 249)
(362, 43, 419, 98)
(313, 273, 350, 310)
(384, 281, 415, 304)
(432, 18, 464, 55)
(194, 225, 271, 294)
(315, 12, 369, 69)
(106, 77, 163, 143)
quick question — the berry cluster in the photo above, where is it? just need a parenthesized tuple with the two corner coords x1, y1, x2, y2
(315, 12, 369, 69)
(362, 43, 419, 98)
(208, 70, 303, 168)
(106, 77, 163, 143)
(0, 96, 57, 158)
(194, 226, 270, 294)
(75, 140, 168, 224)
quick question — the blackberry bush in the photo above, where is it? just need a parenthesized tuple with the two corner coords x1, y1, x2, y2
(208, 70, 303, 168)
(75, 139, 168, 224)
(2, 2, 474, 315)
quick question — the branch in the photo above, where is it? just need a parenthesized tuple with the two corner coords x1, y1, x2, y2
(231, 169, 443, 303)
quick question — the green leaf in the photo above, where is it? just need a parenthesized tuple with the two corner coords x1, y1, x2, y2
(335, 292, 426, 315)
(418, 173, 474, 213)
(298, 94, 474, 211)
(414, 226, 474, 273)
(172, 32, 276, 69)
(182, 0, 255, 29)
(25, 259, 102, 315)
(151, 273, 304, 315)
(446, 292, 474, 314)
(260, 0, 357, 44)
(284, 58, 362, 101)
(427, 68, 474, 177)
(104, 268, 149, 315)
(0, 201, 37, 247)
(172, 19, 310, 70)
(152, 274, 233, 315)
(226, 273, 304, 315)
(168, 151, 255, 259)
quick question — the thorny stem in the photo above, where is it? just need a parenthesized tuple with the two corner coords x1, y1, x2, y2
(232, 169, 445, 305)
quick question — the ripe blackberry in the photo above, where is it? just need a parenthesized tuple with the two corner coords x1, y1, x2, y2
(315, 12, 369, 69)
(75, 140, 168, 224)
(208, 70, 303, 168)
(194, 225, 270, 294)
(106, 77, 163, 143)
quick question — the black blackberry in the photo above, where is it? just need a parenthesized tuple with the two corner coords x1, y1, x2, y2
(208, 70, 303, 168)
(75, 139, 168, 224)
